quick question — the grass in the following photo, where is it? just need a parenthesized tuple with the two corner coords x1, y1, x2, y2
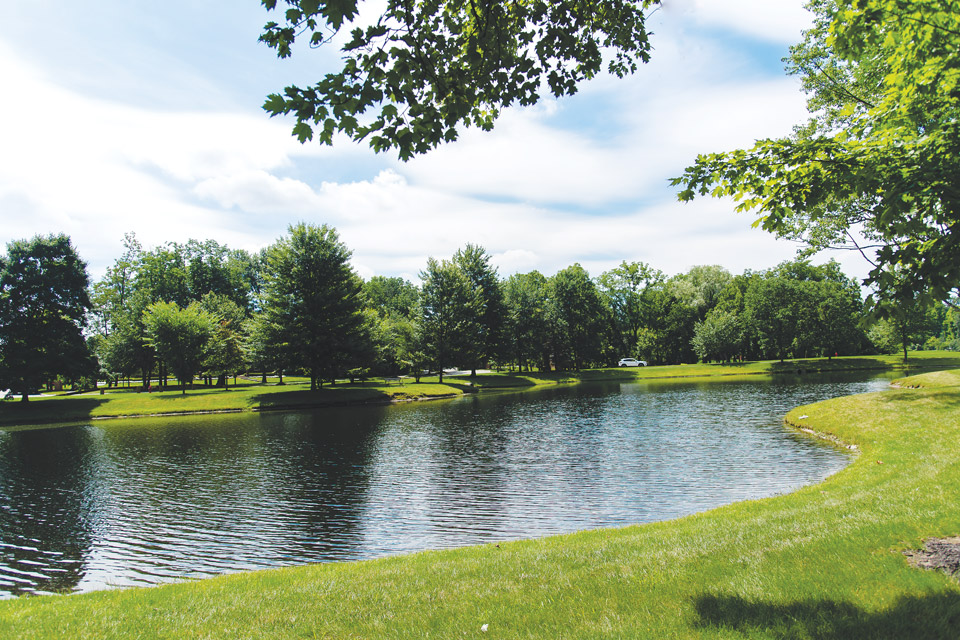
(1, 362, 960, 637)
(1, 351, 958, 430)
(0, 377, 462, 429)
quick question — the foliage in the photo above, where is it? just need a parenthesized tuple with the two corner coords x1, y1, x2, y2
(259, 0, 655, 159)
(691, 309, 743, 363)
(363, 276, 419, 320)
(98, 292, 156, 387)
(199, 293, 247, 387)
(503, 271, 551, 372)
(673, 0, 960, 307)
(419, 257, 478, 382)
(548, 264, 606, 370)
(453, 244, 506, 374)
(596, 261, 664, 360)
(0, 235, 92, 401)
(259, 224, 371, 390)
(142, 301, 215, 394)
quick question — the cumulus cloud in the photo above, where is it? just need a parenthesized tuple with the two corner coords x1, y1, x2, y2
(0, 0, 865, 288)
(660, 0, 813, 43)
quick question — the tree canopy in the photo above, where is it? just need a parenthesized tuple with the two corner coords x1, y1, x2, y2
(0, 235, 92, 401)
(260, 0, 655, 159)
(259, 223, 371, 390)
(673, 0, 960, 307)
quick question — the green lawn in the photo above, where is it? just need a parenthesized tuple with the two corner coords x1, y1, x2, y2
(1, 351, 958, 430)
(1, 362, 959, 637)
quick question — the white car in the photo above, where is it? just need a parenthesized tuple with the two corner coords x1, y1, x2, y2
(618, 358, 647, 367)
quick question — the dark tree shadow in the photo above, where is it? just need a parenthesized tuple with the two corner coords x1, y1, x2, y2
(768, 358, 896, 374)
(694, 591, 960, 639)
(0, 396, 109, 428)
(252, 386, 395, 410)
(468, 375, 538, 389)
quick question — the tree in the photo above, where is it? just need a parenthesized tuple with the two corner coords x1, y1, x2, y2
(136, 243, 191, 308)
(503, 271, 551, 372)
(596, 261, 663, 359)
(199, 293, 247, 388)
(143, 302, 215, 394)
(260, 223, 370, 390)
(673, 0, 960, 307)
(419, 257, 477, 383)
(691, 310, 743, 364)
(667, 265, 732, 320)
(453, 245, 505, 375)
(100, 291, 156, 388)
(743, 275, 801, 363)
(548, 264, 606, 371)
(259, 0, 655, 159)
(88, 231, 142, 341)
(0, 235, 92, 401)
(244, 312, 285, 384)
(364, 276, 419, 319)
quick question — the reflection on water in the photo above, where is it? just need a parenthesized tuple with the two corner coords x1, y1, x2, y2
(0, 373, 893, 597)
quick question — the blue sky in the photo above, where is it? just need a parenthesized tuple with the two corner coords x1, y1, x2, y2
(1, 1, 868, 286)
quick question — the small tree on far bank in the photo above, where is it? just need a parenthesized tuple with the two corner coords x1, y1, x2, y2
(420, 257, 477, 383)
(143, 301, 214, 394)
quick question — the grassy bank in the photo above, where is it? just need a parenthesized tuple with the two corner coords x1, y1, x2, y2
(1, 367, 959, 637)
(2, 351, 958, 430)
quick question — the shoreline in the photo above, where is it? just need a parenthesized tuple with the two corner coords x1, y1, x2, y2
(2, 353, 958, 430)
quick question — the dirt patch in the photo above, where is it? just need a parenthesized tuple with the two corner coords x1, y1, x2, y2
(904, 537, 960, 578)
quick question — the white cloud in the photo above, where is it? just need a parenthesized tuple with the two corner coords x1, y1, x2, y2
(660, 0, 813, 43)
(1, 0, 867, 290)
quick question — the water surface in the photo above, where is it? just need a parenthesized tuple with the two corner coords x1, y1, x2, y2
(0, 372, 892, 597)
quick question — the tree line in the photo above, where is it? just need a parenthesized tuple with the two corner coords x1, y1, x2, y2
(1, 227, 957, 401)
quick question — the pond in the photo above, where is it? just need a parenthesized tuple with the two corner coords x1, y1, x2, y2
(0, 372, 895, 597)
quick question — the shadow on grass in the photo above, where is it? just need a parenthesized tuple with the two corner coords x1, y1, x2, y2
(769, 358, 897, 374)
(694, 592, 960, 640)
(0, 397, 109, 427)
(879, 387, 960, 411)
(252, 386, 395, 409)
(467, 375, 538, 389)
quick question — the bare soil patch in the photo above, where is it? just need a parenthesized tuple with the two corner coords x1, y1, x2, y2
(904, 537, 960, 578)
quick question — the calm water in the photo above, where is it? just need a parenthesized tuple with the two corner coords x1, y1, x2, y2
(0, 373, 894, 597)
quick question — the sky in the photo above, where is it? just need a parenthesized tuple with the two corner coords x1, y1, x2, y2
(0, 0, 869, 286)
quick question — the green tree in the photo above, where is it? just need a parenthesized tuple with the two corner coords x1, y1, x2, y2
(364, 276, 420, 320)
(596, 261, 663, 360)
(743, 275, 801, 362)
(259, 0, 655, 159)
(453, 245, 505, 375)
(88, 232, 142, 342)
(260, 223, 371, 390)
(419, 257, 477, 383)
(548, 264, 606, 371)
(0, 235, 92, 401)
(199, 293, 247, 388)
(503, 271, 550, 372)
(184, 240, 260, 311)
(244, 312, 285, 384)
(143, 301, 215, 394)
(136, 243, 191, 307)
(674, 0, 960, 306)
(692, 309, 743, 364)
(667, 265, 733, 320)
(100, 291, 155, 388)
